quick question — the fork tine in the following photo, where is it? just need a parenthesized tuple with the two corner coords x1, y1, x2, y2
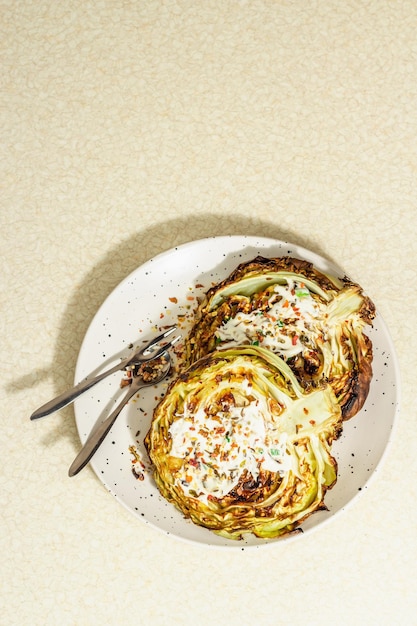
(140, 333, 181, 362)
(139, 326, 179, 359)
(143, 335, 181, 363)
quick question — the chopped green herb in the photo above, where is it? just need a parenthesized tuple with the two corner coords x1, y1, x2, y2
(295, 287, 310, 298)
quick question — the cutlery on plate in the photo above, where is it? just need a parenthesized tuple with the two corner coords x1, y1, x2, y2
(68, 350, 173, 476)
(30, 326, 179, 420)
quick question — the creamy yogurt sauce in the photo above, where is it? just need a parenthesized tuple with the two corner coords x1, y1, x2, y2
(215, 280, 324, 358)
(168, 382, 292, 503)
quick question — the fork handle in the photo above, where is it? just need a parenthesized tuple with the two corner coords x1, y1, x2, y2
(68, 380, 143, 477)
(30, 359, 129, 420)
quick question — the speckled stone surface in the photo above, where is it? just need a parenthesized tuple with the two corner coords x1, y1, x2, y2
(2, 1, 416, 624)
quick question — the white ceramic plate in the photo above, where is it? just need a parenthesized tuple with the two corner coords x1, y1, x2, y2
(74, 236, 400, 548)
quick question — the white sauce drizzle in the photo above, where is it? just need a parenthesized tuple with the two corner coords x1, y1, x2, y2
(215, 280, 324, 358)
(168, 382, 292, 503)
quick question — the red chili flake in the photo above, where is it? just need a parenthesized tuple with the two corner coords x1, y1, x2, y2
(282, 300, 289, 308)
(292, 335, 298, 345)
(309, 419, 316, 425)
(303, 407, 309, 415)
(195, 283, 204, 288)
(169, 297, 178, 303)
(186, 296, 195, 301)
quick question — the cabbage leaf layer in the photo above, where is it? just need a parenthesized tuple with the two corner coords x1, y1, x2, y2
(145, 346, 343, 540)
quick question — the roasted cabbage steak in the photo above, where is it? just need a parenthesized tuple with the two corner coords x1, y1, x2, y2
(184, 256, 375, 420)
(145, 346, 343, 540)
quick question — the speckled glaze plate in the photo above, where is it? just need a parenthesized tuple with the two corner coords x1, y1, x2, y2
(74, 236, 400, 548)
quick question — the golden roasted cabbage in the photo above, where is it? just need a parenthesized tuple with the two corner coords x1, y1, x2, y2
(145, 346, 343, 540)
(184, 256, 375, 420)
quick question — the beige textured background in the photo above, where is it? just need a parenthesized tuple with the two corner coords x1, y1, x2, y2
(2, 1, 416, 625)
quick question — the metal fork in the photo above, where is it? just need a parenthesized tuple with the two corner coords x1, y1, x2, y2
(68, 351, 172, 476)
(30, 326, 179, 420)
